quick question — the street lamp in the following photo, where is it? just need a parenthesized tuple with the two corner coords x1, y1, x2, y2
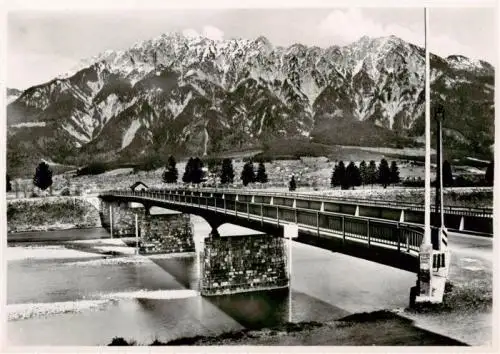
(423, 7, 431, 247)
(433, 103, 445, 232)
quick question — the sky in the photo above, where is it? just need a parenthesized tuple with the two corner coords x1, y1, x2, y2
(7, 7, 496, 90)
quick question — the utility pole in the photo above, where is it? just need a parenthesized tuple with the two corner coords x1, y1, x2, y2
(434, 104, 445, 231)
(414, 9, 450, 305)
(423, 7, 431, 247)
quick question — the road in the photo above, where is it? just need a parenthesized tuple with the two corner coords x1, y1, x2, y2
(447, 231, 492, 284)
(401, 230, 493, 346)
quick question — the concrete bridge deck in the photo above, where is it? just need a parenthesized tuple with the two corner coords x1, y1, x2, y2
(183, 187, 493, 218)
(148, 187, 493, 236)
(100, 189, 425, 272)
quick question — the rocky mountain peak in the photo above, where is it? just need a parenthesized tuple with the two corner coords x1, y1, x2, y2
(6, 33, 494, 175)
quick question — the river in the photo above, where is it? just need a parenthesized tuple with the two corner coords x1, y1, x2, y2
(6, 216, 491, 346)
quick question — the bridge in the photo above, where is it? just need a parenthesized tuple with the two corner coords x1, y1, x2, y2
(99, 188, 453, 303)
(172, 187, 493, 235)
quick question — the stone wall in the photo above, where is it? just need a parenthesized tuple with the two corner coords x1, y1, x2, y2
(201, 234, 289, 296)
(99, 200, 111, 230)
(112, 204, 141, 236)
(139, 213, 195, 254)
(99, 201, 144, 236)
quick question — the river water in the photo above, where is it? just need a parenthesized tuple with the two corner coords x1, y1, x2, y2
(5, 215, 461, 346)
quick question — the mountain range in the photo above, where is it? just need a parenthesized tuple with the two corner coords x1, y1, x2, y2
(7, 33, 494, 175)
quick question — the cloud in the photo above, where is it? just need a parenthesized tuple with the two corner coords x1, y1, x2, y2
(8, 52, 78, 89)
(317, 8, 475, 59)
(182, 25, 224, 41)
(202, 25, 224, 41)
(182, 28, 200, 38)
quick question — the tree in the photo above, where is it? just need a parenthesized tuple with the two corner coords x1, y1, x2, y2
(485, 161, 494, 186)
(346, 162, 361, 189)
(220, 159, 235, 185)
(367, 160, 377, 186)
(33, 161, 53, 191)
(6, 174, 12, 192)
(289, 175, 297, 191)
(331, 161, 346, 189)
(256, 162, 268, 184)
(191, 157, 204, 184)
(330, 165, 336, 188)
(240, 161, 255, 186)
(442, 160, 453, 187)
(162, 155, 178, 183)
(389, 161, 401, 185)
(377, 159, 391, 188)
(359, 160, 368, 186)
(182, 158, 194, 183)
(206, 157, 222, 176)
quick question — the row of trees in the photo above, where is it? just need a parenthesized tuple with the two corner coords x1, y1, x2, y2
(241, 161, 268, 186)
(162, 156, 269, 186)
(331, 159, 400, 190)
(6, 158, 494, 193)
(330, 159, 494, 190)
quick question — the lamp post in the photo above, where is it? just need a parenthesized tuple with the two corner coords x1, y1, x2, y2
(423, 7, 432, 247)
(415, 7, 434, 304)
(434, 104, 445, 232)
(414, 9, 450, 305)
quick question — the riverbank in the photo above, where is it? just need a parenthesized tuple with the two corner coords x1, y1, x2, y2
(106, 277, 491, 346)
(7, 197, 101, 233)
(108, 310, 466, 346)
(7, 230, 491, 346)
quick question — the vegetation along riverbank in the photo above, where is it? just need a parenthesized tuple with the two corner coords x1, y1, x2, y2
(7, 197, 101, 233)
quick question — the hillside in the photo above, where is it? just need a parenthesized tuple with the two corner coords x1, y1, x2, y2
(7, 33, 494, 176)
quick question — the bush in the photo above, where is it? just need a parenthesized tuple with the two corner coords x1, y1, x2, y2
(133, 154, 164, 172)
(109, 337, 131, 346)
(60, 187, 71, 196)
(76, 162, 108, 176)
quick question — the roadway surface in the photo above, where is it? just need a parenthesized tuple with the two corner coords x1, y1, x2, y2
(446, 231, 492, 289)
(401, 230, 493, 345)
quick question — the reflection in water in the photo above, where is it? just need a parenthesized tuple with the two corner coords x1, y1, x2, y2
(206, 289, 290, 329)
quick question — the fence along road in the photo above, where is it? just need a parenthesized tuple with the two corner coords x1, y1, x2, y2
(104, 190, 425, 262)
(145, 187, 492, 236)
(175, 186, 493, 218)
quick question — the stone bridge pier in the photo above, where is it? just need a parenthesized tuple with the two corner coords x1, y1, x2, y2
(98, 198, 195, 254)
(200, 233, 289, 296)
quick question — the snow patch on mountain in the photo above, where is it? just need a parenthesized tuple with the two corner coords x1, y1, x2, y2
(97, 94, 130, 125)
(62, 122, 91, 145)
(121, 120, 142, 149)
(168, 91, 193, 118)
(10, 122, 47, 128)
(203, 126, 209, 156)
(7, 89, 22, 104)
(300, 75, 322, 106)
(447, 55, 485, 72)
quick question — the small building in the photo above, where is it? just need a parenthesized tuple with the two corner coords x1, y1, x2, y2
(130, 181, 149, 191)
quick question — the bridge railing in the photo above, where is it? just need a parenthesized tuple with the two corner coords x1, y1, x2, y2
(102, 189, 424, 253)
(129, 186, 492, 218)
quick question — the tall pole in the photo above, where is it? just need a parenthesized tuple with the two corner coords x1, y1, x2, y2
(435, 110, 441, 227)
(109, 204, 113, 238)
(288, 227, 292, 323)
(135, 213, 139, 255)
(423, 8, 431, 246)
(436, 107, 445, 229)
